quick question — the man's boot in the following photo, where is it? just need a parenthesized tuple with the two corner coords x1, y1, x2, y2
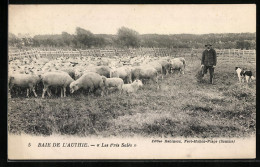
(210, 75, 214, 84)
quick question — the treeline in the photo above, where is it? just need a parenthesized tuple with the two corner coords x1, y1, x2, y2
(9, 27, 256, 50)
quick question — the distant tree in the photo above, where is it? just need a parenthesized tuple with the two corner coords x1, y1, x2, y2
(249, 40, 256, 49)
(117, 27, 140, 48)
(75, 27, 95, 48)
(93, 36, 106, 48)
(13, 30, 255, 49)
(31, 38, 40, 47)
(236, 40, 251, 50)
(236, 41, 243, 49)
(244, 41, 251, 50)
(61, 32, 73, 47)
(8, 33, 22, 48)
(22, 38, 32, 47)
(223, 41, 236, 49)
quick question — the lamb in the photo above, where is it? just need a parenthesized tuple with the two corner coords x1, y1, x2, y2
(101, 76, 124, 94)
(70, 72, 105, 95)
(41, 71, 74, 98)
(9, 74, 41, 98)
(122, 79, 143, 93)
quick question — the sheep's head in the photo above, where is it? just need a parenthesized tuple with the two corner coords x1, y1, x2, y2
(132, 79, 143, 88)
(70, 82, 79, 93)
(136, 79, 143, 87)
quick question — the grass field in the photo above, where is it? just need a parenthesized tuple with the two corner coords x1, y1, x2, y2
(8, 59, 256, 138)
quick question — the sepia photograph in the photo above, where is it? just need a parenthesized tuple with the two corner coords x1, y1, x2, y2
(8, 4, 256, 159)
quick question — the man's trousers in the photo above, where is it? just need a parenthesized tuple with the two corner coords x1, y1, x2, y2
(202, 65, 215, 83)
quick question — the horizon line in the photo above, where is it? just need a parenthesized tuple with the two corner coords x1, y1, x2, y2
(10, 32, 257, 37)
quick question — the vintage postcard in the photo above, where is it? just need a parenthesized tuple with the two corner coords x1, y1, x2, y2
(8, 4, 256, 159)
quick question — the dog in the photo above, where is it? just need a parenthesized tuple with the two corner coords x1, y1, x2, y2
(235, 67, 255, 83)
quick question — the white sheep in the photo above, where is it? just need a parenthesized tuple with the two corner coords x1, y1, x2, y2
(170, 57, 186, 74)
(41, 71, 74, 98)
(101, 76, 124, 94)
(70, 72, 105, 96)
(9, 73, 41, 98)
(122, 79, 143, 93)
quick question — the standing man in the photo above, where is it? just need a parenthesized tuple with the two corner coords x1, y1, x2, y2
(201, 43, 217, 84)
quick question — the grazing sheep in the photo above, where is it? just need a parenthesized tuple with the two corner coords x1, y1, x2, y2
(9, 74, 41, 98)
(101, 76, 124, 94)
(170, 58, 186, 74)
(158, 60, 172, 75)
(145, 61, 163, 79)
(74, 68, 84, 80)
(73, 64, 96, 80)
(85, 66, 111, 78)
(59, 67, 76, 79)
(110, 66, 132, 83)
(109, 60, 123, 68)
(122, 79, 143, 93)
(74, 65, 111, 80)
(70, 72, 105, 95)
(99, 58, 111, 66)
(41, 71, 74, 98)
(131, 66, 158, 85)
(176, 57, 186, 69)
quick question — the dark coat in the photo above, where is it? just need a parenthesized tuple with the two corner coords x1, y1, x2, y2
(201, 49, 217, 66)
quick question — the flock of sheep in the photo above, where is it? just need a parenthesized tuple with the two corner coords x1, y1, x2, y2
(8, 54, 186, 98)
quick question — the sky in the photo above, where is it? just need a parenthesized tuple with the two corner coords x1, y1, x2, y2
(9, 4, 256, 36)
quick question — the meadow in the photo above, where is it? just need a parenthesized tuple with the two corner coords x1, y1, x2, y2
(8, 58, 256, 138)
